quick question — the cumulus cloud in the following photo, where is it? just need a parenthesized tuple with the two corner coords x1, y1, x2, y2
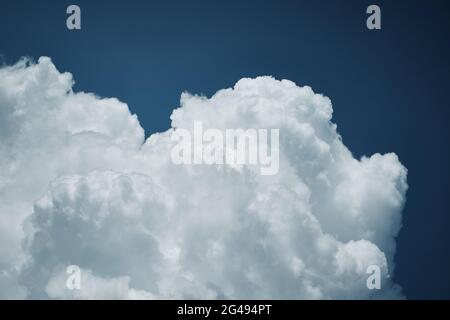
(0, 57, 407, 299)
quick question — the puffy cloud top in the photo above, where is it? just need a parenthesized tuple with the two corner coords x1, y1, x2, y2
(0, 57, 407, 299)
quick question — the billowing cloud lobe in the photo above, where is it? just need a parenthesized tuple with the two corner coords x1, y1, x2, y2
(0, 57, 407, 299)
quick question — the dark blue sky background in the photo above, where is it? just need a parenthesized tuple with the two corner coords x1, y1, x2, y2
(1, 0, 449, 299)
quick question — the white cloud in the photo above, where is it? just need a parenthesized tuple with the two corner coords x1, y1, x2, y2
(0, 57, 407, 299)
(46, 267, 156, 300)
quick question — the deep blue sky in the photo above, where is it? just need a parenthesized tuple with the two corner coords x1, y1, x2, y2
(1, 0, 449, 299)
